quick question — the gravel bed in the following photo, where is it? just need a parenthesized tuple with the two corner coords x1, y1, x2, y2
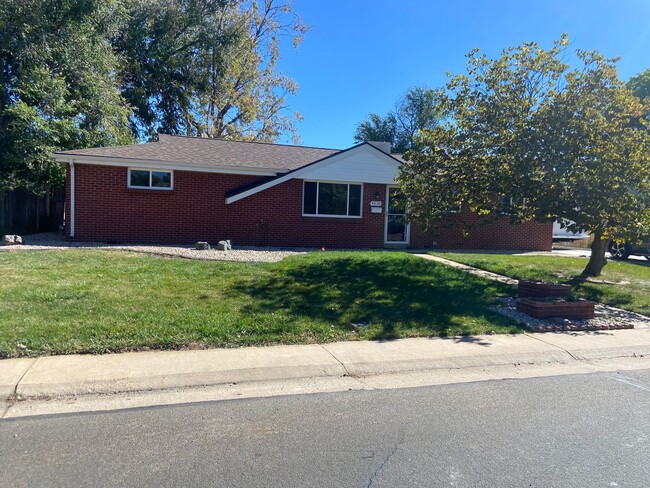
(0, 233, 308, 263)
(490, 296, 650, 332)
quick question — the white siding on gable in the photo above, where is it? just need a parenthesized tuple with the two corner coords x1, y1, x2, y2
(302, 145, 399, 184)
(225, 143, 401, 204)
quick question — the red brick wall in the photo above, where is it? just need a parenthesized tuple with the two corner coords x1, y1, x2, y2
(411, 207, 553, 251)
(226, 179, 387, 248)
(66, 164, 551, 250)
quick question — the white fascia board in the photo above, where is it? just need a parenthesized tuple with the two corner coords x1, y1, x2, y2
(225, 144, 402, 204)
(50, 154, 285, 177)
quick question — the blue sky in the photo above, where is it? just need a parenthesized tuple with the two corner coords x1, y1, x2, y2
(277, 0, 650, 148)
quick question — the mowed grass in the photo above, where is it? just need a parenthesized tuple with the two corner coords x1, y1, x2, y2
(432, 252, 650, 315)
(0, 250, 519, 357)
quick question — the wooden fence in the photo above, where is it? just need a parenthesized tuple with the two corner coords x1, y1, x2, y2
(0, 187, 65, 235)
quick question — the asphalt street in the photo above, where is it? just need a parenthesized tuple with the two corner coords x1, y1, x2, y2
(1, 369, 649, 488)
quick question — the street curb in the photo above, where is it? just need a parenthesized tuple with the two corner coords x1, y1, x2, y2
(327, 350, 576, 375)
(0, 358, 36, 398)
(16, 363, 347, 399)
(3, 332, 648, 402)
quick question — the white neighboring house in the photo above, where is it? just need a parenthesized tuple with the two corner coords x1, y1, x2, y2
(552, 219, 590, 241)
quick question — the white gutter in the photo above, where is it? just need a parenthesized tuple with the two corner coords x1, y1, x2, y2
(69, 158, 75, 238)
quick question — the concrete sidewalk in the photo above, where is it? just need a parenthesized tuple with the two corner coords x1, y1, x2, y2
(2, 329, 649, 405)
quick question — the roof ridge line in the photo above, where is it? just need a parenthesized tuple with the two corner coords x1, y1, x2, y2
(57, 140, 157, 153)
(159, 134, 341, 152)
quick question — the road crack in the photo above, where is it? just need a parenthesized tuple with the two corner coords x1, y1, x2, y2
(367, 434, 405, 487)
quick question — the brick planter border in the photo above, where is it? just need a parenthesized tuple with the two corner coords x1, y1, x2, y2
(517, 297, 596, 319)
(517, 280, 571, 298)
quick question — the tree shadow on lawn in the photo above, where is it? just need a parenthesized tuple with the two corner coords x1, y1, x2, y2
(565, 278, 636, 310)
(230, 254, 520, 341)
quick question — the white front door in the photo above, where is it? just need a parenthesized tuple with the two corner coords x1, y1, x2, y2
(385, 186, 410, 244)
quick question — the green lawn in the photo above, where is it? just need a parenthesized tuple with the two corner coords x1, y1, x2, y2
(432, 252, 650, 315)
(0, 250, 519, 358)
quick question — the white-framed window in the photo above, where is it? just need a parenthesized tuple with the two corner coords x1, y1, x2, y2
(303, 181, 363, 218)
(128, 168, 173, 190)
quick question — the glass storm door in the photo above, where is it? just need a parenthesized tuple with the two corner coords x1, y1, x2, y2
(385, 186, 409, 244)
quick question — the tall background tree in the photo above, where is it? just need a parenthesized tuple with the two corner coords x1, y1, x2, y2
(0, 0, 133, 194)
(1, 0, 306, 198)
(354, 87, 442, 153)
(398, 36, 650, 277)
(114, 0, 307, 142)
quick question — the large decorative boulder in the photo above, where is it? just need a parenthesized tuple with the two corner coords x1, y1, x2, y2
(195, 241, 211, 250)
(2, 235, 22, 246)
(216, 240, 232, 251)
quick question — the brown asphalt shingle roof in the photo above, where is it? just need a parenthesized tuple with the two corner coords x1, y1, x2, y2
(54, 134, 341, 172)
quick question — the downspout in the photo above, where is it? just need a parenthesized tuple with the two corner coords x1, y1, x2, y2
(69, 158, 75, 239)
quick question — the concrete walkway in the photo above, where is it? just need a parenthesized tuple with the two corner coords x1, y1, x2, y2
(2, 329, 648, 414)
(414, 253, 518, 285)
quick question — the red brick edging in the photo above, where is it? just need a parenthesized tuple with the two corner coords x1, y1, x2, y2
(517, 280, 571, 298)
(516, 297, 596, 320)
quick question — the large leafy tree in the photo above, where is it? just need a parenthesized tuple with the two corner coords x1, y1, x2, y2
(354, 87, 442, 153)
(115, 0, 307, 142)
(398, 36, 650, 277)
(628, 68, 650, 127)
(1, 0, 306, 194)
(628, 68, 650, 101)
(0, 0, 133, 193)
(353, 113, 398, 150)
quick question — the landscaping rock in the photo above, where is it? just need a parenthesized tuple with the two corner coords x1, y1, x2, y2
(195, 241, 211, 250)
(490, 296, 647, 332)
(217, 240, 232, 251)
(2, 235, 22, 245)
(0, 232, 306, 262)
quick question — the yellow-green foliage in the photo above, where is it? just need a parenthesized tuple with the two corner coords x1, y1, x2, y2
(401, 35, 650, 277)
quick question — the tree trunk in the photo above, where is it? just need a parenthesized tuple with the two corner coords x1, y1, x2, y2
(581, 230, 608, 277)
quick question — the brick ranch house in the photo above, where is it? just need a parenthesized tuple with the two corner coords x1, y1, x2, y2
(52, 135, 552, 250)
